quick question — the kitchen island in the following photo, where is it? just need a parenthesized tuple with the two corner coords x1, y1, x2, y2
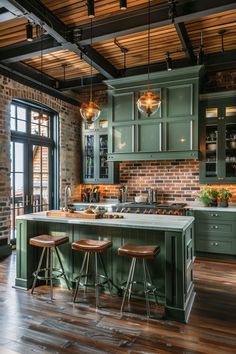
(16, 212, 194, 322)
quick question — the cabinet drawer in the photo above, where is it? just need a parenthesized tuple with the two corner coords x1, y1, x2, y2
(196, 221, 235, 237)
(195, 210, 235, 222)
(196, 237, 236, 255)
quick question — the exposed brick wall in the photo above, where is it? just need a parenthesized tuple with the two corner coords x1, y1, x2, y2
(76, 84, 108, 108)
(0, 75, 81, 242)
(80, 160, 236, 203)
(203, 69, 236, 93)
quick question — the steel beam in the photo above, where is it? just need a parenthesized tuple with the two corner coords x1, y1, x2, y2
(79, 0, 236, 45)
(0, 36, 62, 63)
(174, 23, 195, 65)
(2, 0, 119, 79)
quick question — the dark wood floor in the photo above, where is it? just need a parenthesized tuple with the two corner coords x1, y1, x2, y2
(0, 253, 235, 354)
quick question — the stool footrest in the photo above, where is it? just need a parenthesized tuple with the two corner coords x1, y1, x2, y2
(33, 267, 65, 281)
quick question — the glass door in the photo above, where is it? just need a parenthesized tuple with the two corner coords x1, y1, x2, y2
(10, 101, 55, 239)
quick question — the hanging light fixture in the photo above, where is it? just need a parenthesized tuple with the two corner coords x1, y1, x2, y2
(136, 0, 161, 117)
(80, 19, 101, 124)
(114, 38, 129, 75)
(219, 29, 226, 52)
(120, 0, 127, 10)
(26, 21, 33, 41)
(166, 51, 173, 71)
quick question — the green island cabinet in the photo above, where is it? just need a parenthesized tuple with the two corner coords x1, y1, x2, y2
(199, 91, 236, 184)
(194, 210, 236, 256)
(105, 66, 204, 161)
(82, 107, 119, 184)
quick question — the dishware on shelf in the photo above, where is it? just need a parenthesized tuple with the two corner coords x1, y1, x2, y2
(134, 195, 147, 203)
(207, 143, 216, 151)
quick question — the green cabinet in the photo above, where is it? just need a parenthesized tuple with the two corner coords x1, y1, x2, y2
(82, 108, 119, 184)
(200, 93, 236, 184)
(195, 210, 236, 255)
(106, 66, 202, 161)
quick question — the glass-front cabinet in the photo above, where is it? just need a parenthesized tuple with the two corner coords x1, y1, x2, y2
(200, 96, 236, 183)
(82, 108, 119, 184)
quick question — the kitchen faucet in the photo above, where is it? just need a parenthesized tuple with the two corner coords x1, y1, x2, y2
(64, 185, 72, 211)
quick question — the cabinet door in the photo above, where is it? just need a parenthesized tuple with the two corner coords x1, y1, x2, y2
(97, 132, 109, 181)
(166, 120, 194, 151)
(83, 133, 96, 182)
(112, 92, 134, 122)
(137, 122, 162, 152)
(223, 106, 236, 182)
(166, 84, 193, 117)
(112, 125, 134, 153)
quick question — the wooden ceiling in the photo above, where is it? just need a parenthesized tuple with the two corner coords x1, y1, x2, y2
(0, 0, 235, 99)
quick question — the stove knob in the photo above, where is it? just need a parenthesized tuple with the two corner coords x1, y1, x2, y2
(155, 210, 159, 214)
(116, 208, 120, 213)
(121, 208, 125, 213)
(126, 208, 131, 213)
(148, 210, 153, 214)
(136, 208, 140, 214)
(144, 209, 149, 214)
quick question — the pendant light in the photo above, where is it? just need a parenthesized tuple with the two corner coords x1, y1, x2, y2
(136, 0, 161, 117)
(120, 0, 127, 10)
(80, 19, 101, 124)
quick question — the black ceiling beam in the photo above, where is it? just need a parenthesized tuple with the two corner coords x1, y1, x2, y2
(0, 62, 80, 106)
(174, 22, 195, 65)
(1, 0, 119, 79)
(58, 74, 105, 91)
(79, 0, 236, 45)
(0, 36, 62, 63)
(205, 49, 236, 68)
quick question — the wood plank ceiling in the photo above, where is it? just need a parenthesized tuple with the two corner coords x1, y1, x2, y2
(0, 0, 235, 95)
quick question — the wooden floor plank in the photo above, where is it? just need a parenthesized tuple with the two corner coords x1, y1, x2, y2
(0, 252, 235, 353)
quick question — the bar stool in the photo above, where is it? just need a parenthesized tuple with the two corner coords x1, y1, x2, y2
(118, 243, 160, 318)
(72, 239, 113, 308)
(29, 235, 70, 300)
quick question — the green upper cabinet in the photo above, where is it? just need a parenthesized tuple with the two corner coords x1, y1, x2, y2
(106, 66, 203, 161)
(82, 107, 119, 184)
(199, 92, 236, 184)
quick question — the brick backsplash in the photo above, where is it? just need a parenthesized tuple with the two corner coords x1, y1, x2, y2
(80, 160, 236, 203)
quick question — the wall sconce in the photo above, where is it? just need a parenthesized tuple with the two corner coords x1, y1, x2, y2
(26, 21, 33, 41)
(87, 0, 95, 18)
(166, 52, 173, 71)
(120, 0, 127, 10)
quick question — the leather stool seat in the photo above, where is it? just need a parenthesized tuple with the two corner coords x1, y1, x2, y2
(118, 243, 160, 317)
(29, 234, 70, 299)
(72, 239, 112, 252)
(118, 244, 160, 259)
(30, 235, 69, 248)
(72, 239, 115, 307)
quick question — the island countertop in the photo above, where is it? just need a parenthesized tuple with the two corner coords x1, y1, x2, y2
(17, 211, 194, 232)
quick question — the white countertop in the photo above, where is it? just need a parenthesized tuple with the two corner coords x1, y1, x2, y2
(17, 212, 194, 232)
(185, 204, 236, 212)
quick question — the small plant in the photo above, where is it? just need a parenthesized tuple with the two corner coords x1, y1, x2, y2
(219, 188, 232, 200)
(198, 188, 219, 207)
(218, 188, 232, 207)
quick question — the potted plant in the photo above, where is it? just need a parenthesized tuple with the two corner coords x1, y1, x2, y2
(198, 188, 219, 207)
(218, 188, 232, 207)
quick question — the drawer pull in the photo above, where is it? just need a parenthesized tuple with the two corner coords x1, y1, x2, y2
(210, 225, 219, 229)
(210, 213, 218, 217)
(210, 242, 219, 246)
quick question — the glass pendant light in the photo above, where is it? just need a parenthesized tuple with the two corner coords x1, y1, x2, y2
(136, 0, 161, 117)
(80, 19, 101, 124)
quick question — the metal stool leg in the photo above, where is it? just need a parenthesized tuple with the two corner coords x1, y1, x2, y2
(45, 248, 49, 286)
(84, 252, 90, 294)
(95, 252, 99, 308)
(73, 252, 88, 302)
(55, 246, 70, 290)
(31, 247, 46, 294)
(143, 259, 150, 318)
(120, 257, 136, 315)
(145, 261, 158, 306)
(50, 248, 53, 300)
(98, 252, 112, 294)
(128, 257, 136, 303)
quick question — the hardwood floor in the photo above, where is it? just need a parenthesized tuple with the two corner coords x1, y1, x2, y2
(0, 252, 235, 354)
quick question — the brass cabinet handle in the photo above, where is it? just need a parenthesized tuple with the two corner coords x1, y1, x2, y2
(31, 195, 34, 205)
(211, 213, 218, 217)
(25, 194, 29, 206)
